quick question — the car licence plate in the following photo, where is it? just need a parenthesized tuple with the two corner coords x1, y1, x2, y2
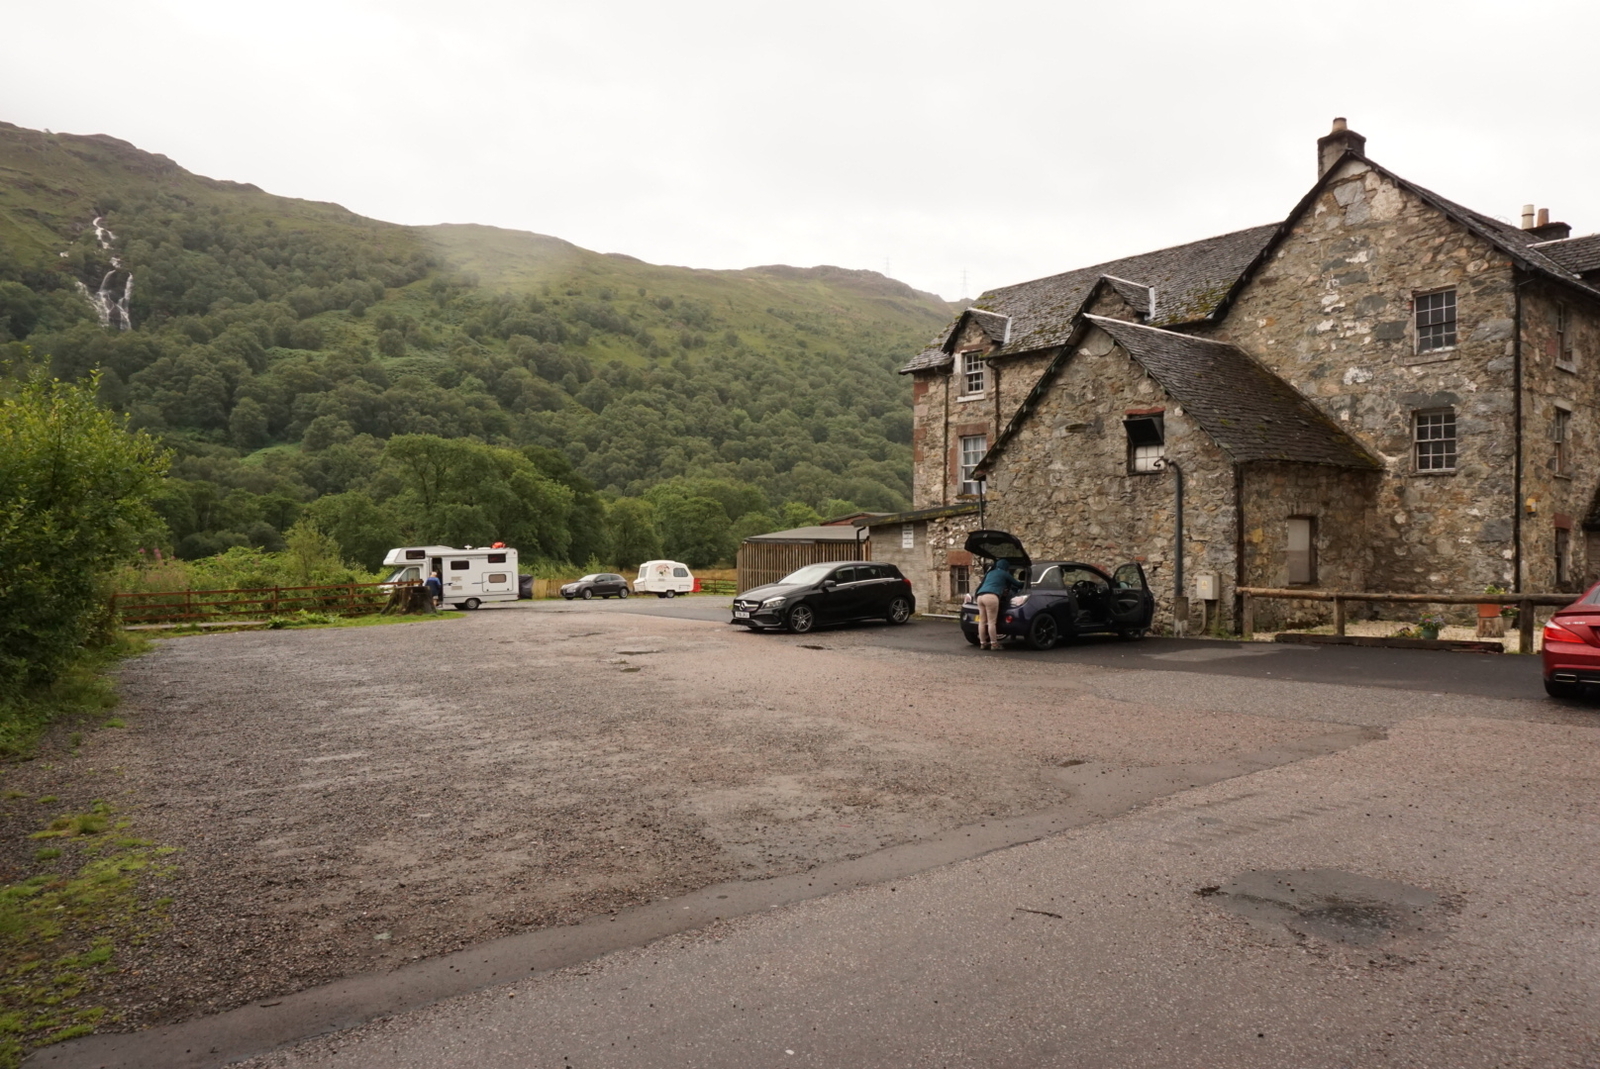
(734, 610, 750, 618)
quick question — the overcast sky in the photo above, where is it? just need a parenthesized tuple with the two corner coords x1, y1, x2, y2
(6, 0, 1597, 301)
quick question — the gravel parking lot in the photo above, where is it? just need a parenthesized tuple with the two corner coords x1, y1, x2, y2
(2, 607, 1357, 1031)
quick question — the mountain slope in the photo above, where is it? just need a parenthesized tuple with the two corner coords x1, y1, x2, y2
(0, 121, 954, 564)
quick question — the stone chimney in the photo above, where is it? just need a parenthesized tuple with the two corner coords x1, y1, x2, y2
(1317, 117, 1368, 178)
(1522, 206, 1573, 242)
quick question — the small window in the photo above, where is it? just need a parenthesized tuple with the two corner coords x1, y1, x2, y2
(405, 549, 427, 560)
(487, 553, 507, 564)
(1556, 303, 1575, 370)
(961, 351, 986, 396)
(1124, 415, 1165, 473)
(950, 564, 971, 596)
(1415, 289, 1457, 352)
(486, 573, 508, 583)
(450, 560, 471, 571)
(1287, 517, 1317, 585)
(1556, 528, 1571, 587)
(959, 435, 987, 496)
(672, 567, 688, 577)
(1030, 564, 1066, 591)
(1414, 409, 1457, 471)
(1553, 406, 1572, 476)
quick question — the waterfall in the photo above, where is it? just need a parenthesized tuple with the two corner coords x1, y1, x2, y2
(74, 215, 134, 330)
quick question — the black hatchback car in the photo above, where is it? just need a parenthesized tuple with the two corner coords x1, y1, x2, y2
(560, 572, 631, 600)
(732, 561, 915, 633)
(958, 530, 1154, 649)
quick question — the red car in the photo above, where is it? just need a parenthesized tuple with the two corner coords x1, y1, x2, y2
(1540, 581, 1600, 697)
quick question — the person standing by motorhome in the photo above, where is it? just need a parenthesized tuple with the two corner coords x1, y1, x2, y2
(425, 570, 443, 608)
(973, 558, 1021, 650)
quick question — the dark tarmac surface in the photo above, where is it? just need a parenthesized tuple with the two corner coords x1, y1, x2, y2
(525, 596, 1547, 702)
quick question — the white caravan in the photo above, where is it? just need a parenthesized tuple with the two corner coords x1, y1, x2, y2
(634, 559, 695, 597)
(382, 545, 520, 610)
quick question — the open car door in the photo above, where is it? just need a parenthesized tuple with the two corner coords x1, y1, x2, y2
(1109, 562, 1154, 629)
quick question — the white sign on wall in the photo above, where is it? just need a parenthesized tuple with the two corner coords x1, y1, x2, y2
(901, 524, 915, 550)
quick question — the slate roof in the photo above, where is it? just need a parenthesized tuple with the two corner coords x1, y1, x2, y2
(742, 525, 868, 543)
(976, 317, 1380, 476)
(901, 223, 1280, 372)
(853, 503, 980, 528)
(1536, 232, 1600, 278)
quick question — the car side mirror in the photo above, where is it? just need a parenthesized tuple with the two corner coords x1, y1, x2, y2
(820, 579, 836, 591)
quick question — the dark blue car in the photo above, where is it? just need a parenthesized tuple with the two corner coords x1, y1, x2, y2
(957, 530, 1154, 650)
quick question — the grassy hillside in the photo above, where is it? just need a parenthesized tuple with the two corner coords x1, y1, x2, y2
(0, 121, 955, 568)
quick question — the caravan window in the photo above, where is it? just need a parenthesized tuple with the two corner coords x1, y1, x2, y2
(673, 567, 688, 577)
(487, 553, 507, 564)
(405, 549, 426, 560)
(486, 573, 508, 583)
(450, 560, 470, 571)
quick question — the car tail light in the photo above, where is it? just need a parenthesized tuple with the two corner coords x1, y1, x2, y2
(1543, 621, 1585, 645)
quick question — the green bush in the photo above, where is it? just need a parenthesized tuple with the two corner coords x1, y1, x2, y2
(0, 374, 167, 691)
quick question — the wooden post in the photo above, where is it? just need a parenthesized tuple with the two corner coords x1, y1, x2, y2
(1333, 596, 1346, 637)
(1241, 593, 1254, 640)
(1519, 598, 1535, 654)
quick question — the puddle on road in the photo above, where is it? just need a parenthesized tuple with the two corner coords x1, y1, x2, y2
(1200, 868, 1442, 946)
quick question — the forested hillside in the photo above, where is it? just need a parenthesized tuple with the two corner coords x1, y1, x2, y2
(0, 121, 954, 569)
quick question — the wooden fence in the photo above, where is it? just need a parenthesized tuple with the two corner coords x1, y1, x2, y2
(735, 539, 869, 594)
(113, 581, 407, 625)
(1238, 587, 1575, 653)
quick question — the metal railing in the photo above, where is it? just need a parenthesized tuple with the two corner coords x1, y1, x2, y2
(113, 580, 409, 625)
(1237, 588, 1575, 653)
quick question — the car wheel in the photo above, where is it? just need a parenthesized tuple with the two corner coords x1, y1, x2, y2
(1544, 677, 1580, 699)
(581, 589, 593, 601)
(886, 596, 913, 624)
(665, 589, 677, 599)
(463, 598, 481, 611)
(963, 629, 980, 646)
(562, 594, 573, 601)
(656, 592, 667, 598)
(1116, 627, 1147, 641)
(1027, 613, 1060, 651)
(619, 587, 629, 598)
(787, 604, 816, 634)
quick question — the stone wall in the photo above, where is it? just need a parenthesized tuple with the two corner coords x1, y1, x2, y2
(863, 512, 983, 615)
(1214, 157, 1520, 597)
(1239, 462, 1380, 629)
(982, 325, 1239, 631)
(1517, 277, 1600, 591)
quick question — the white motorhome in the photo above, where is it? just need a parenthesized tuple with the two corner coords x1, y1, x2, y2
(382, 545, 520, 610)
(634, 559, 695, 598)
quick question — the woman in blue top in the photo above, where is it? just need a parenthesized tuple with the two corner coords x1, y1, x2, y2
(974, 558, 1023, 650)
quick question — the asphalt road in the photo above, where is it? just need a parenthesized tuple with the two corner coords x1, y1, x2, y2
(520, 597, 1549, 703)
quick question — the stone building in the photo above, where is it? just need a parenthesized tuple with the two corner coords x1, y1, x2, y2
(884, 120, 1600, 629)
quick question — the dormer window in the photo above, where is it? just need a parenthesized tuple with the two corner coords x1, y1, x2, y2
(961, 351, 987, 397)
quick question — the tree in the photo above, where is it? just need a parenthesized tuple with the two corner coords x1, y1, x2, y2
(605, 498, 660, 570)
(653, 494, 732, 568)
(303, 491, 404, 571)
(229, 396, 269, 450)
(0, 373, 169, 688)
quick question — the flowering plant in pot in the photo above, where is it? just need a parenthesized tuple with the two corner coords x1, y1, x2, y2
(1479, 584, 1508, 618)
(1418, 611, 1446, 640)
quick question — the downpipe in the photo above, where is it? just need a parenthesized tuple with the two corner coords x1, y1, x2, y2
(1154, 457, 1186, 636)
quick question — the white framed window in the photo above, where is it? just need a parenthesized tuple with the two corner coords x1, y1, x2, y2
(959, 434, 987, 495)
(961, 351, 987, 397)
(1415, 289, 1457, 352)
(1553, 405, 1572, 477)
(1556, 303, 1576, 371)
(1287, 517, 1317, 585)
(950, 564, 971, 596)
(1124, 414, 1165, 473)
(1414, 409, 1457, 471)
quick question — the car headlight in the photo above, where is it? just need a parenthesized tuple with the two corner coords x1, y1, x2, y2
(1009, 595, 1029, 606)
(761, 596, 788, 609)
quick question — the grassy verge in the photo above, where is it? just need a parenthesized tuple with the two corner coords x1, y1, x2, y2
(157, 608, 464, 635)
(0, 801, 176, 1068)
(0, 634, 148, 761)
